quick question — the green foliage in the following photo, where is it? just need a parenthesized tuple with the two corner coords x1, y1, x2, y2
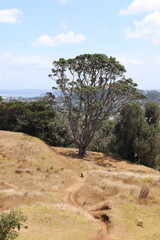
(0, 209, 26, 240)
(89, 119, 115, 153)
(87, 100, 160, 169)
(111, 102, 146, 161)
(154, 153, 160, 171)
(48, 112, 73, 147)
(0, 98, 73, 148)
(0, 99, 55, 140)
(111, 101, 160, 168)
(49, 53, 142, 157)
(145, 101, 160, 126)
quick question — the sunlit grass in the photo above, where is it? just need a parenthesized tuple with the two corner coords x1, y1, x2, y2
(17, 203, 99, 240)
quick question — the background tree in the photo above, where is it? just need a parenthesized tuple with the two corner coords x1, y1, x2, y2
(144, 101, 160, 168)
(0, 99, 55, 141)
(145, 101, 160, 126)
(49, 53, 143, 157)
(111, 102, 147, 161)
(112, 102, 160, 168)
(48, 112, 73, 147)
(89, 119, 115, 154)
(0, 98, 73, 148)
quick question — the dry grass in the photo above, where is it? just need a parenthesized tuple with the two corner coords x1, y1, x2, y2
(17, 203, 99, 240)
(76, 169, 160, 207)
(0, 131, 160, 239)
(110, 202, 160, 240)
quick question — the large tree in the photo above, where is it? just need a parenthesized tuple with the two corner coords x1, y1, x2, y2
(112, 101, 160, 167)
(49, 54, 143, 157)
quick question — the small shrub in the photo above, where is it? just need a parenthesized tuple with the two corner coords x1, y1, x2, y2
(0, 209, 27, 240)
(141, 177, 151, 183)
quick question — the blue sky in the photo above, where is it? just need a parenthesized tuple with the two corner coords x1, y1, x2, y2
(0, 0, 160, 90)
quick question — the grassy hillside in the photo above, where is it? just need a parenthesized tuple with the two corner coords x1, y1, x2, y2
(0, 131, 160, 240)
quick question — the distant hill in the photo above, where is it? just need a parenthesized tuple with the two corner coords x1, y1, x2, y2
(139, 90, 160, 104)
(1, 89, 160, 105)
(0, 89, 59, 98)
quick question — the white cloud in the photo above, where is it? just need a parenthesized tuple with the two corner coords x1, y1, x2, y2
(116, 56, 160, 89)
(0, 8, 22, 24)
(0, 53, 53, 89)
(32, 31, 85, 47)
(126, 11, 160, 45)
(117, 56, 157, 89)
(117, 57, 145, 68)
(119, 0, 160, 15)
(0, 53, 50, 68)
(0, 53, 160, 90)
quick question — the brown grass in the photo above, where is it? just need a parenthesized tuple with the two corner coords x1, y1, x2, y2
(0, 131, 160, 239)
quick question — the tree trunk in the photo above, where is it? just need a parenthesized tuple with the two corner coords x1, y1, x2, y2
(77, 145, 87, 158)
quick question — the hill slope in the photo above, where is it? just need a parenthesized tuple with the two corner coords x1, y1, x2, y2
(0, 131, 160, 240)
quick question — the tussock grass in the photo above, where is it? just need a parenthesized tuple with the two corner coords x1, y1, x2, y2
(76, 169, 160, 205)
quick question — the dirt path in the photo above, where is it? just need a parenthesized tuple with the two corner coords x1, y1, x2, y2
(64, 178, 109, 240)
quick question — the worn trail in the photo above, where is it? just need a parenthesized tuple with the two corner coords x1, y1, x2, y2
(64, 178, 109, 240)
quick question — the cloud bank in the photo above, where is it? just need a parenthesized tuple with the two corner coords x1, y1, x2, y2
(120, 0, 160, 45)
(117, 56, 160, 89)
(0, 53, 52, 89)
(119, 0, 160, 15)
(32, 31, 85, 47)
(126, 11, 160, 45)
(0, 8, 22, 24)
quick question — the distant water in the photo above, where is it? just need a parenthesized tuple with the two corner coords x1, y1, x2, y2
(1, 93, 44, 98)
(0, 89, 53, 98)
(0, 93, 45, 98)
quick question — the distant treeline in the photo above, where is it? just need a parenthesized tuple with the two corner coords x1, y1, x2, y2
(0, 95, 73, 147)
(141, 90, 160, 104)
(0, 94, 160, 170)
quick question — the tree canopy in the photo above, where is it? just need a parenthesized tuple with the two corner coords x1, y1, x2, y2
(0, 97, 73, 148)
(49, 53, 143, 157)
(112, 101, 160, 167)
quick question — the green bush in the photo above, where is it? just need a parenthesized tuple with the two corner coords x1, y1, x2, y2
(48, 112, 73, 147)
(0, 209, 27, 240)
